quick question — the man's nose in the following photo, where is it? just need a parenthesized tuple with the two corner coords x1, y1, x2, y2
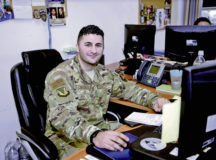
(90, 46, 97, 53)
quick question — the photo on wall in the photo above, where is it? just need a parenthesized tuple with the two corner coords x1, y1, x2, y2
(48, 0, 67, 26)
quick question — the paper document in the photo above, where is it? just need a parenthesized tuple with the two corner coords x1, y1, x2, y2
(161, 95, 181, 144)
(124, 112, 162, 126)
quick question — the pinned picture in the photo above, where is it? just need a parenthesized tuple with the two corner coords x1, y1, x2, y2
(50, 7, 57, 19)
(156, 9, 165, 30)
(58, 7, 64, 18)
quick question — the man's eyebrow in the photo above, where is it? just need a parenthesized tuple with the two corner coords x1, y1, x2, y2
(96, 42, 103, 45)
(83, 42, 103, 45)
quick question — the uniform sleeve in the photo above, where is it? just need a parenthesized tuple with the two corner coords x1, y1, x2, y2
(110, 71, 160, 109)
(44, 72, 100, 144)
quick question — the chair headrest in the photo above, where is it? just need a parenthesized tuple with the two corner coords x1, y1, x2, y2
(22, 49, 63, 84)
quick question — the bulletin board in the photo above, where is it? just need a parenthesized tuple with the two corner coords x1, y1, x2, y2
(139, 0, 172, 30)
(1, 0, 68, 26)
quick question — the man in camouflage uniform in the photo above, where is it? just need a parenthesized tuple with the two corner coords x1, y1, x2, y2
(44, 25, 169, 159)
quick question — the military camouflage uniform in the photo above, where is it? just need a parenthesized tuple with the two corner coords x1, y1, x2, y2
(44, 55, 160, 159)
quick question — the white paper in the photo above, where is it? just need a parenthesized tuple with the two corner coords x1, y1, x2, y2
(12, 0, 31, 6)
(32, 0, 45, 6)
(125, 112, 162, 126)
(13, 6, 32, 19)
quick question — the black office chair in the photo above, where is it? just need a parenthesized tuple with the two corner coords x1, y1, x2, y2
(10, 49, 64, 160)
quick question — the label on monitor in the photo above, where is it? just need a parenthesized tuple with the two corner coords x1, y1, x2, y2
(186, 39, 198, 46)
(206, 114, 216, 132)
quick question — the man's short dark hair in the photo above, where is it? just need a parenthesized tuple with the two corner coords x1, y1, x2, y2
(194, 17, 211, 25)
(77, 25, 104, 44)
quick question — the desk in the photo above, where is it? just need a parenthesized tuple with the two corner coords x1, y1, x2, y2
(108, 62, 178, 114)
(64, 62, 179, 160)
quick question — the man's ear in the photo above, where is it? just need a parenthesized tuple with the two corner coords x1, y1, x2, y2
(76, 44, 79, 52)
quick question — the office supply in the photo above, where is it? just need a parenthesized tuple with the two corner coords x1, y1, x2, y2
(124, 112, 162, 126)
(161, 95, 181, 144)
(165, 25, 216, 66)
(156, 84, 181, 94)
(135, 60, 165, 87)
(86, 132, 138, 160)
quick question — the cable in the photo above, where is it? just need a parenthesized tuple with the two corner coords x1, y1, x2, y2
(46, 0, 52, 49)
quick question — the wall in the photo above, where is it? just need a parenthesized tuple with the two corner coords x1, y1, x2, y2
(0, 0, 184, 159)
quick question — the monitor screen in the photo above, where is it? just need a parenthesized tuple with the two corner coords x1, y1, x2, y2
(124, 24, 156, 58)
(178, 60, 216, 159)
(165, 26, 216, 65)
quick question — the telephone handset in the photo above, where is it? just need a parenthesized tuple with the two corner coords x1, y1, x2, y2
(135, 60, 165, 87)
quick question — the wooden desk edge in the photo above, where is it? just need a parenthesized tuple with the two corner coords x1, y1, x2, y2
(109, 98, 155, 113)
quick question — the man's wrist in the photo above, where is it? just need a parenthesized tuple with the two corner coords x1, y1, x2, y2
(90, 130, 102, 145)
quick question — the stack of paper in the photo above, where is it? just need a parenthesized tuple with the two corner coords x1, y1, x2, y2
(124, 112, 162, 126)
(156, 84, 181, 94)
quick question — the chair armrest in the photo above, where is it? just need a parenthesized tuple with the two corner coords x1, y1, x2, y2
(16, 127, 58, 160)
(105, 111, 121, 122)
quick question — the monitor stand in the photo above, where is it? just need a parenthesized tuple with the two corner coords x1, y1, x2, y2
(187, 51, 196, 66)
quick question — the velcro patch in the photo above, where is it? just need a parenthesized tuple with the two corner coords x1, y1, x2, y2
(51, 78, 65, 89)
(57, 87, 70, 97)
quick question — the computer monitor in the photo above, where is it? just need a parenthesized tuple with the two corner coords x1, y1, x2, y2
(178, 60, 216, 159)
(165, 25, 216, 65)
(124, 24, 156, 59)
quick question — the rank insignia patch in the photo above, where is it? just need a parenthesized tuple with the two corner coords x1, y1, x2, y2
(57, 87, 70, 97)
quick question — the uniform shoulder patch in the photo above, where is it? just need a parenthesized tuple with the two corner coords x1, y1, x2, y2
(56, 87, 70, 97)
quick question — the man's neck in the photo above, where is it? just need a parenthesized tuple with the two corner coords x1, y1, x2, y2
(78, 55, 96, 72)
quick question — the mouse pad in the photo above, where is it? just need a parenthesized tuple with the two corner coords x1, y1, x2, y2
(86, 132, 138, 160)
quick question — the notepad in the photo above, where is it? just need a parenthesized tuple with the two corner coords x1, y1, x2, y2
(156, 84, 181, 94)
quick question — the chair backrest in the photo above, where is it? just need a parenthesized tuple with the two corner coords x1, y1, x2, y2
(11, 49, 63, 134)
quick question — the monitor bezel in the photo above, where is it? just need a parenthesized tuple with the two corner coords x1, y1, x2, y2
(178, 60, 216, 158)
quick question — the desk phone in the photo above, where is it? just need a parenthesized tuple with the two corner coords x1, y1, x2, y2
(135, 60, 165, 87)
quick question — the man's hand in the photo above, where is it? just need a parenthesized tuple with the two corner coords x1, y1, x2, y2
(92, 130, 129, 151)
(153, 98, 170, 112)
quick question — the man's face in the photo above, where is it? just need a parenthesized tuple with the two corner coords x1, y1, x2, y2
(76, 34, 104, 67)
(197, 21, 211, 26)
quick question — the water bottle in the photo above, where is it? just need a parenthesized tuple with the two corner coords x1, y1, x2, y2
(6, 140, 20, 160)
(18, 143, 31, 160)
(193, 50, 205, 65)
(4, 141, 14, 160)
